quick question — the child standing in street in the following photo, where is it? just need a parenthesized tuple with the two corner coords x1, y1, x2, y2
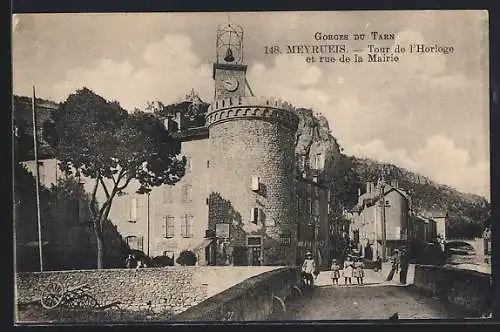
(330, 259, 341, 285)
(343, 258, 353, 285)
(354, 258, 365, 285)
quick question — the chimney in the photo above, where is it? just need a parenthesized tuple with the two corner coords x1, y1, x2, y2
(358, 188, 361, 197)
(366, 182, 371, 194)
(391, 180, 398, 188)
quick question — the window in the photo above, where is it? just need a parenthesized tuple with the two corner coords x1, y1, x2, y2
(163, 187, 173, 204)
(165, 215, 175, 238)
(251, 176, 260, 191)
(163, 251, 174, 259)
(250, 208, 260, 224)
(181, 214, 193, 238)
(38, 161, 46, 184)
(182, 185, 192, 203)
(313, 199, 320, 216)
(207, 160, 210, 168)
(299, 156, 306, 169)
(126, 235, 143, 251)
(247, 236, 262, 247)
(312, 153, 324, 170)
(129, 197, 138, 222)
(280, 234, 291, 246)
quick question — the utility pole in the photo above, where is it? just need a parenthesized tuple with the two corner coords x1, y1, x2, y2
(32, 86, 44, 272)
(379, 184, 389, 261)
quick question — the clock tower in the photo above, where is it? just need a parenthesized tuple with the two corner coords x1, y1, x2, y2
(213, 23, 247, 100)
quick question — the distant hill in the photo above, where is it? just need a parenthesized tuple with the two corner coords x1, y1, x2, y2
(349, 157, 490, 239)
(291, 106, 490, 239)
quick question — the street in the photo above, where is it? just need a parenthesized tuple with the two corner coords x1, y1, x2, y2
(281, 265, 471, 320)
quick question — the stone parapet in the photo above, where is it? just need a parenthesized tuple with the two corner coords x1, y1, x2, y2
(206, 96, 298, 130)
(412, 264, 492, 316)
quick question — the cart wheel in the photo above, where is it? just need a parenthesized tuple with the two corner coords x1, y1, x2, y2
(65, 293, 98, 310)
(40, 281, 64, 309)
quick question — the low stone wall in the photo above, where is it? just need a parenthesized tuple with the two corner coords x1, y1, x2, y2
(16, 267, 208, 315)
(171, 267, 301, 321)
(16, 266, 282, 316)
(413, 264, 493, 315)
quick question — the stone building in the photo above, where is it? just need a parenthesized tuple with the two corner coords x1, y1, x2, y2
(17, 23, 335, 267)
(349, 178, 410, 261)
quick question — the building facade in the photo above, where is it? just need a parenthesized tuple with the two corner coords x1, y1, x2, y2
(349, 179, 410, 261)
(18, 23, 333, 267)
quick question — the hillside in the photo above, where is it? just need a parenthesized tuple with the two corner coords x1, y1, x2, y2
(292, 107, 490, 239)
(349, 157, 490, 238)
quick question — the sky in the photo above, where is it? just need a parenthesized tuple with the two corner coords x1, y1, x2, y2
(12, 11, 490, 200)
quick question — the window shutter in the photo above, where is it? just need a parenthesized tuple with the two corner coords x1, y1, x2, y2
(181, 215, 187, 237)
(251, 176, 260, 191)
(130, 197, 138, 221)
(250, 208, 260, 224)
(161, 216, 167, 237)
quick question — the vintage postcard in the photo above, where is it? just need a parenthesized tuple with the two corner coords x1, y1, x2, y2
(12, 10, 491, 323)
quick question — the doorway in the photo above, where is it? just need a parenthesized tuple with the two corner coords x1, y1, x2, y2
(247, 246, 262, 266)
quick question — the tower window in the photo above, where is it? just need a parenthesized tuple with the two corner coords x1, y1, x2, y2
(251, 176, 260, 191)
(250, 208, 260, 224)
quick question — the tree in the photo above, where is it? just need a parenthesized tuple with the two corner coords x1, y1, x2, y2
(176, 250, 197, 266)
(44, 88, 186, 269)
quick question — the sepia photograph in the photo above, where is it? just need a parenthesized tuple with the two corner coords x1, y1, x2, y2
(12, 10, 492, 323)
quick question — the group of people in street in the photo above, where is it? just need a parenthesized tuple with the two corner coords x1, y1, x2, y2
(302, 246, 410, 288)
(386, 248, 410, 284)
(330, 257, 365, 286)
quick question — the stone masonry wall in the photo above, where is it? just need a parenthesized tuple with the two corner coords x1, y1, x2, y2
(16, 267, 208, 315)
(172, 267, 301, 321)
(413, 264, 493, 315)
(208, 115, 298, 266)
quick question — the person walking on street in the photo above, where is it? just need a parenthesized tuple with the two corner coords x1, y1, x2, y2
(399, 248, 409, 284)
(386, 249, 400, 281)
(330, 259, 341, 285)
(302, 251, 316, 287)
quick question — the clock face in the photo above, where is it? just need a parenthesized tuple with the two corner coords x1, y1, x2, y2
(222, 77, 239, 92)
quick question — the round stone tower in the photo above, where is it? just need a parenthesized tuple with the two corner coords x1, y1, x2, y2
(206, 97, 299, 266)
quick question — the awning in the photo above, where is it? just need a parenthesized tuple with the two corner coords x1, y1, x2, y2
(194, 238, 215, 251)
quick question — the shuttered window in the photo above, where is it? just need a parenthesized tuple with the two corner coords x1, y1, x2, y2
(165, 216, 175, 238)
(181, 214, 193, 238)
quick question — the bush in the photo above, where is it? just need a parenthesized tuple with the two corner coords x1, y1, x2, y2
(151, 255, 174, 267)
(176, 250, 197, 266)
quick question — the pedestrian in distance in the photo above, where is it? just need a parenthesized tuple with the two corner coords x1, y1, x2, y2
(343, 257, 353, 285)
(125, 253, 135, 269)
(386, 249, 400, 281)
(399, 248, 409, 284)
(330, 259, 341, 285)
(354, 257, 365, 285)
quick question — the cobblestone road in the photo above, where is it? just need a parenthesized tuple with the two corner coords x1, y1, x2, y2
(283, 265, 472, 320)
